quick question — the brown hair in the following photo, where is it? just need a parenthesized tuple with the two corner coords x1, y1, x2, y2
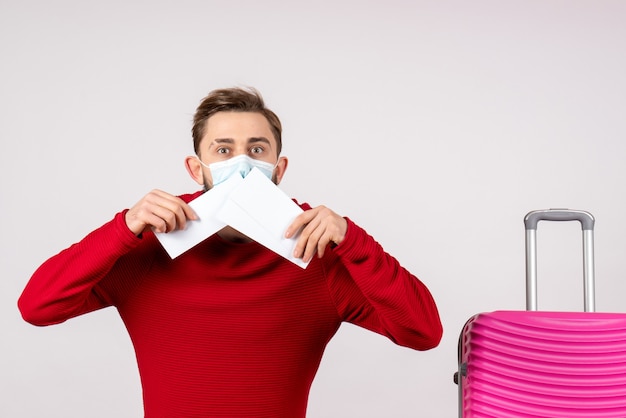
(192, 87, 282, 156)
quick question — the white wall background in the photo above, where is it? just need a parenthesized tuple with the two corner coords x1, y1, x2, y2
(2, 1, 625, 417)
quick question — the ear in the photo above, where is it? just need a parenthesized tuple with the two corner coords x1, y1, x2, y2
(184, 156, 205, 186)
(273, 156, 289, 184)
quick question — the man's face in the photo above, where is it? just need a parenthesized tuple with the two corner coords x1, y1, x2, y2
(195, 111, 284, 189)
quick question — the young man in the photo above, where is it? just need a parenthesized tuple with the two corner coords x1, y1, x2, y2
(19, 87, 443, 417)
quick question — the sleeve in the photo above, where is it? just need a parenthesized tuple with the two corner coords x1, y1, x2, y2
(17, 210, 146, 326)
(326, 218, 443, 351)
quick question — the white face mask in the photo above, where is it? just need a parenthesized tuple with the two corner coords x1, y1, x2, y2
(198, 154, 276, 187)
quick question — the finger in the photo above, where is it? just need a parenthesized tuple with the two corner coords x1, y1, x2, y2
(304, 228, 324, 262)
(149, 204, 183, 233)
(285, 209, 317, 238)
(292, 216, 315, 259)
(128, 191, 192, 234)
(316, 231, 330, 259)
(149, 192, 197, 232)
(143, 211, 170, 234)
(299, 219, 326, 263)
(181, 202, 198, 221)
(154, 191, 197, 220)
(310, 227, 333, 261)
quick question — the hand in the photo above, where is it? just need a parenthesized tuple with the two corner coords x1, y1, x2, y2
(125, 189, 198, 236)
(285, 205, 347, 263)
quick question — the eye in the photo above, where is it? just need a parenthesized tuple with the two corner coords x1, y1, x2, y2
(216, 147, 229, 155)
(250, 146, 265, 155)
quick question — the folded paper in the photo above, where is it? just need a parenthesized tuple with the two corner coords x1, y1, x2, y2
(155, 168, 308, 268)
(154, 174, 243, 258)
(216, 168, 308, 268)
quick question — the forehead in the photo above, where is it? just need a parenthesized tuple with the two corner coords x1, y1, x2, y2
(202, 111, 276, 142)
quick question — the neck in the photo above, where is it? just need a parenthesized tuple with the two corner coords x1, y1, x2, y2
(217, 226, 253, 243)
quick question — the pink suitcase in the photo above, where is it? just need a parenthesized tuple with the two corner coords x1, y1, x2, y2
(455, 209, 626, 417)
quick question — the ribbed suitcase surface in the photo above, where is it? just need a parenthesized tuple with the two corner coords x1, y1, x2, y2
(461, 310, 626, 418)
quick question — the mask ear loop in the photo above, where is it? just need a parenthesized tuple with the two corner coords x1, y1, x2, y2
(196, 154, 248, 170)
(255, 158, 278, 172)
(195, 154, 246, 171)
(196, 157, 210, 169)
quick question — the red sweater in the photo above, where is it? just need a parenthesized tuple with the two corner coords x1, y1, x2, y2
(18, 194, 442, 417)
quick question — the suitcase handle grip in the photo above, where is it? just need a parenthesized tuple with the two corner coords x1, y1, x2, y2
(524, 209, 596, 312)
(524, 209, 595, 231)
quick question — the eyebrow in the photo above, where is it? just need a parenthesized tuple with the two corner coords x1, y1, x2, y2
(209, 137, 272, 149)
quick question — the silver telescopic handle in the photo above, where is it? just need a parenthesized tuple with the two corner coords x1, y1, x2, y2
(524, 209, 596, 312)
